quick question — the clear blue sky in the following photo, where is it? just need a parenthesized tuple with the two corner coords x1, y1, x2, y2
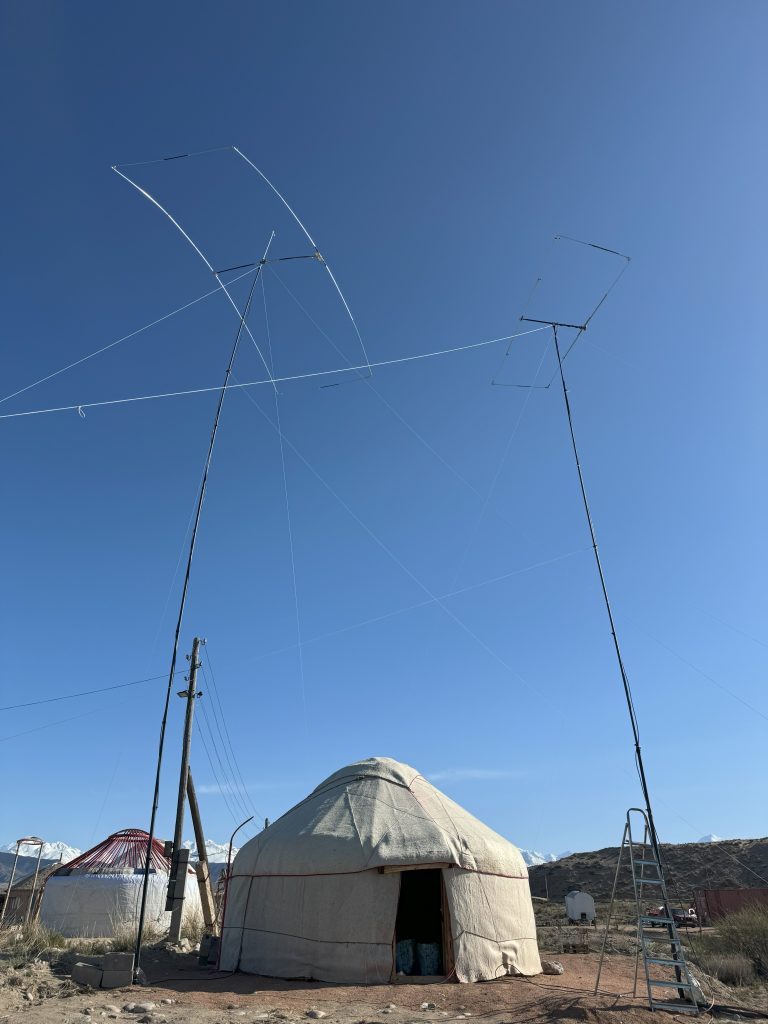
(1, 2, 765, 858)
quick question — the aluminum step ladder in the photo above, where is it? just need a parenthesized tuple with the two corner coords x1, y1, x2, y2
(595, 808, 699, 1014)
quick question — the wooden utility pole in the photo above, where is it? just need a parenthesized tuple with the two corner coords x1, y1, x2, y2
(187, 768, 216, 929)
(167, 637, 201, 942)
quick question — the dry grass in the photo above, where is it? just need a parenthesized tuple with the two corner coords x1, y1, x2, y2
(0, 922, 66, 966)
(687, 905, 768, 987)
(181, 907, 205, 946)
(108, 916, 166, 952)
(694, 952, 757, 987)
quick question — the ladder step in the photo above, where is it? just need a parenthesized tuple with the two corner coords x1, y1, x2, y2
(646, 957, 685, 966)
(638, 878, 665, 885)
(635, 859, 662, 868)
(650, 1001, 698, 1014)
(648, 979, 694, 989)
(641, 916, 673, 925)
(641, 932, 681, 944)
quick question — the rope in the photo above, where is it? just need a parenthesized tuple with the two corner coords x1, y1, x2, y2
(0, 326, 549, 421)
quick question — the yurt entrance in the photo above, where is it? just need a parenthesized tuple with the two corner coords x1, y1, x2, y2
(394, 868, 452, 977)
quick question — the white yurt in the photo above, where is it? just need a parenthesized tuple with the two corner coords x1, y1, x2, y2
(39, 829, 202, 937)
(220, 757, 542, 983)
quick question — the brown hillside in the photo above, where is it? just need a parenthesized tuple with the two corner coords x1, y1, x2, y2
(528, 837, 768, 901)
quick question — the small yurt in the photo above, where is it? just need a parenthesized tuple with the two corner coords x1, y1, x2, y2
(39, 829, 202, 937)
(220, 757, 542, 983)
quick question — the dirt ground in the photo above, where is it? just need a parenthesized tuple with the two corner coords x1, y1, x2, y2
(2, 950, 766, 1024)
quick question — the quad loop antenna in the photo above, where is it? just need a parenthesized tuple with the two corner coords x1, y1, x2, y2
(232, 147, 373, 380)
(111, 164, 278, 395)
(502, 241, 668, 894)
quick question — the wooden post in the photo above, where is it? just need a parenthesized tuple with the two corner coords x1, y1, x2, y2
(167, 637, 201, 942)
(187, 769, 216, 930)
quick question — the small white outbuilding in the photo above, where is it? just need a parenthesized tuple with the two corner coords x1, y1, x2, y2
(565, 889, 596, 923)
(220, 757, 542, 983)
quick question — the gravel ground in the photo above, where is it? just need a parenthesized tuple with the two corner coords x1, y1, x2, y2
(6, 950, 759, 1024)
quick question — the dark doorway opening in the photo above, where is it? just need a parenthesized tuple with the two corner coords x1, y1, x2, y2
(394, 869, 444, 976)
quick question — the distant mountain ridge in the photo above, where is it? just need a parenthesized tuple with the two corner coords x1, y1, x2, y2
(1, 838, 236, 880)
(528, 836, 768, 901)
(0, 852, 58, 885)
(520, 848, 572, 867)
(0, 840, 80, 863)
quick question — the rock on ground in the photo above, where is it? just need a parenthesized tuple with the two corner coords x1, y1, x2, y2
(541, 961, 565, 976)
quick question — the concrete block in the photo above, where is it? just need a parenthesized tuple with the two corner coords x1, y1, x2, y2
(104, 952, 135, 972)
(101, 969, 134, 989)
(72, 962, 104, 988)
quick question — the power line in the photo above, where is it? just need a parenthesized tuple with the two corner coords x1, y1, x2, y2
(0, 694, 138, 744)
(193, 713, 249, 829)
(199, 659, 263, 822)
(196, 699, 257, 837)
(0, 672, 175, 712)
(201, 649, 264, 821)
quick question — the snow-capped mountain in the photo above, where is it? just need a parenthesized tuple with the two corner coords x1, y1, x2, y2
(520, 849, 571, 867)
(182, 839, 238, 863)
(698, 834, 723, 843)
(1, 840, 80, 863)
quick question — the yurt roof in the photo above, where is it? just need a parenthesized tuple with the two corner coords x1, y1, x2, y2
(233, 756, 529, 879)
(53, 829, 169, 876)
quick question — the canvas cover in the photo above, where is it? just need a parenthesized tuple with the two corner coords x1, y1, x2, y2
(220, 757, 541, 982)
(40, 871, 203, 937)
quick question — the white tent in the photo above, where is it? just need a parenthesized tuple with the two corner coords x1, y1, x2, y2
(39, 829, 203, 938)
(220, 757, 541, 983)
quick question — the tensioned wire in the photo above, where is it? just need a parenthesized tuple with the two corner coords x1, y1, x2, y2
(233, 373, 556, 712)
(0, 264, 263, 409)
(265, 264, 571, 600)
(197, 697, 254, 826)
(199, 658, 263, 825)
(194, 710, 252, 834)
(0, 326, 549, 420)
(269, 263, 513, 510)
(257, 273, 308, 725)
(450, 331, 554, 591)
(202, 646, 264, 824)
